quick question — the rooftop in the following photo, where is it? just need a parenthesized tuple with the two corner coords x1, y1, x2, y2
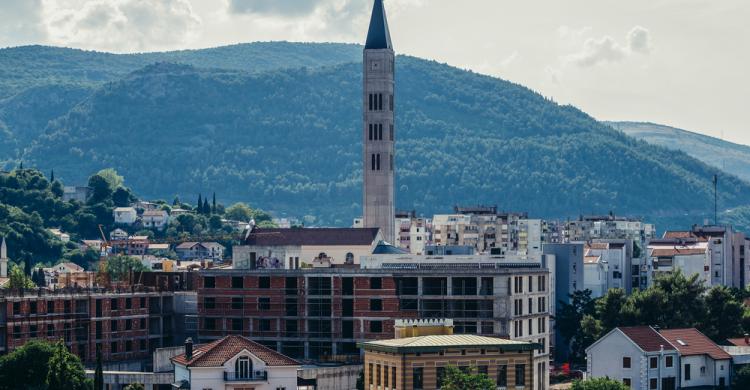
(243, 227, 380, 246)
(650, 248, 706, 257)
(365, 0, 392, 50)
(660, 328, 731, 360)
(172, 335, 299, 367)
(360, 334, 538, 354)
(619, 326, 675, 352)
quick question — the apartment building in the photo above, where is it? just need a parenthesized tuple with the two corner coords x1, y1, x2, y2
(196, 254, 551, 388)
(394, 210, 430, 255)
(0, 289, 178, 366)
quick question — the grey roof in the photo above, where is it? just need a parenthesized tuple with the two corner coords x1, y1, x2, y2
(360, 335, 539, 354)
(244, 228, 380, 246)
(372, 240, 407, 254)
(365, 0, 392, 50)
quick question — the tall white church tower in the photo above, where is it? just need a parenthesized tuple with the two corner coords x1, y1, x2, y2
(0, 237, 7, 278)
(363, 0, 395, 243)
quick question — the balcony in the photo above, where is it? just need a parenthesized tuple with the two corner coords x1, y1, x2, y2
(224, 371, 267, 382)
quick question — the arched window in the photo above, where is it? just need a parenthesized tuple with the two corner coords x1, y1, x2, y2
(235, 356, 252, 379)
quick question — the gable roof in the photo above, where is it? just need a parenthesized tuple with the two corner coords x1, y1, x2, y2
(171, 335, 299, 367)
(244, 228, 380, 246)
(619, 326, 675, 352)
(727, 337, 750, 347)
(660, 328, 731, 360)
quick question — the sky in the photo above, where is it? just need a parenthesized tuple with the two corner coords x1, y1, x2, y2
(0, 0, 748, 146)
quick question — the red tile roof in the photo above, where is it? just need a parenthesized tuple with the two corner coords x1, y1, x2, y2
(619, 326, 675, 352)
(244, 228, 380, 246)
(726, 337, 750, 347)
(171, 335, 300, 367)
(660, 328, 731, 360)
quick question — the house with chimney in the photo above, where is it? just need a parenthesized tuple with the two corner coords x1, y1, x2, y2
(171, 336, 300, 390)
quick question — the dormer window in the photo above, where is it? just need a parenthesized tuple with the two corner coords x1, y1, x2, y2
(235, 356, 252, 380)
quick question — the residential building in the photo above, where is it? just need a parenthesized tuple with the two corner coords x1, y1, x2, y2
(232, 227, 382, 269)
(110, 228, 129, 241)
(362, 0, 396, 244)
(583, 251, 607, 298)
(175, 242, 225, 261)
(394, 211, 430, 255)
(114, 207, 138, 225)
(81, 239, 103, 253)
(586, 326, 679, 390)
(361, 330, 540, 390)
(48, 228, 70, 242)
(171, 336, 300, 390)
(111, 235, 150, 256)
(0, 289, 179, 366)
(197, 251, 551, 389)
(142, 209, 169, 230)
(660, 328, 732, 388)
(134, 201, 160, 211)
(62, 186, 91, 203)
(583, 241, 627, 297)
(542, 243, 582, 362)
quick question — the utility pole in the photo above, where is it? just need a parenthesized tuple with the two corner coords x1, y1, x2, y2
(713, 174, 718, 225)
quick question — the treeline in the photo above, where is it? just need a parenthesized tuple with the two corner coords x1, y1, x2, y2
(557, 270, 750, 362)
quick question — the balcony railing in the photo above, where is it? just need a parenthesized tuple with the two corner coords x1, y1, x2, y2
(224, 371, 267, 382)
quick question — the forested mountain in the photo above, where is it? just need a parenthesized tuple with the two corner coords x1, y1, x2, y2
(1, 44, 749, 230)
(608, 121, 750, 183)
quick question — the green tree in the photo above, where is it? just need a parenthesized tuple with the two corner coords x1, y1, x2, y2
(212, 192, 217, 213)
(46, 340, 90, 390)
(8, 264, 35, 289)
(571, 377, 629, 390)
(575, 314, 603, 358)
(209, 215, 223, 231)
(595, 288, 627, 331)
(203, 198, 210, 215)
(556, 289, 595, 361)
(94, 348, 104, 390)
(105, 255, 149, 281)
(733, 364, 750, 388)
(96, 168, 124, 190)
(702, 286, 745, 341)
(653, 270, 707, 329)
(440, 366, 495, 390)
(87, 174, 112, 203)
(0, 340, 55, 390)
(225, 203, 253, 222)
(112, 187, 135, 207)
(197, 194, 203, 214)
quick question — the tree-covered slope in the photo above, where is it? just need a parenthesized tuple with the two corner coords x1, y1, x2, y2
(0, 42, 361, 99)
(21, 59, 750, 228)
(608, 121, 750, 183)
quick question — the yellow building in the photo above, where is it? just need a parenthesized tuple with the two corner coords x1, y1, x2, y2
(361, 333, 539, 390)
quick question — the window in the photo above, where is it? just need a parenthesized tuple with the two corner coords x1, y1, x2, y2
(235, 356, 252, 379)
(126, 340, 132, 352)
(47, 324, 55, 337)
(528, 318, 533, 335)
(258, 298, 271, 311)
(666, 355, 673, 367)
(650, 357, 658, 369)
(370, 277, 382, 289)
(111, 320, 118, 332)
(649, 378, 657, 389)
(497, 365, 507, 386)
(125, 298, 132, 309)
(685, 364, 691, 380)
(376, 365, 381, 386)
(205, 318, 216, 330)
(30, 301, 37, 314)
(368, 124, 373, 140)
(47, 301, 54, 314)
(413, 367, 424, 390)
(623, 356, 632, 368)
(368, 363, 374, 385)
(623, 378, 631, 386)
(12, 302, 19, 315)
(370, 299, 383, 311)
(111, 342, 118, 353)
(232, 297, 243, 310)
(370, 320, 383, 333)
(371, 154, 376, 170)
(515, 364, 525, 386)
(342, 298, 353, 317)
(390, 124, 394, 140)
(376, 153, 381, 170)
(369, 94, 373, 111)
(140, 297, 146, 308)
(204, 276, 215, 288)
(528, 275, 534, 292)
(30, 325, 38, 338)
(378, 93, 383, 111)
(538, 275, 546, 291)
(259, 277, 271, 289)
(232, 277, 244, 289)
(378, 124, 383, 140)
(384, 364, 390, 388)
(390, 94, 394, 111)
(204, 297, 216, 309)
(232, 318, 243, 331)
(390, 154, 393, 171)
(342, 277, 354, 295)
(110, 298, 118, 311)
(125, 319, 132, 330)
(259, 319, 271, 331)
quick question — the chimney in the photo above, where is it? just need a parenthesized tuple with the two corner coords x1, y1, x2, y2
(185, 338, 193, 360)
(744, 333, 748, 345)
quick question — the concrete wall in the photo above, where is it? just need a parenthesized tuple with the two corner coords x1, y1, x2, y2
(299, 365, 362, 390)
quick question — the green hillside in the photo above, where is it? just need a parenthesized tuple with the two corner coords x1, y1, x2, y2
(1, 44, 748, 230)
(608, 121, 750, 183)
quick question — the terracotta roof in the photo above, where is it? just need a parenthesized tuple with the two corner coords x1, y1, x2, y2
(171, 335, 299, 367)
(619, 326, 675, 352)
(58, 262, 84, 272)
(651, 248, 706, 257)
(660, 328, 731, 360)
(664, 231, 695, 239)
(726, 337, 750, 347)
(244, 228, 380, 246)
(587, 243, 609, 250)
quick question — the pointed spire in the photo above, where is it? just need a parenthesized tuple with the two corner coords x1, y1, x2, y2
(365, 0, 392, 50)
(0, 237, 5, 260)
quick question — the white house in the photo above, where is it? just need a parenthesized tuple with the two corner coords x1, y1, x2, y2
(171, 336, 300, 390)
(110, 228, 129, 241)
(659, 328, 732, 389)
(583, 252, 607, 298)
(587, 326, 679, 390)
(142, 209, 169, 230)
(113, 207, 137, 224)
(175, 242, 225, 261)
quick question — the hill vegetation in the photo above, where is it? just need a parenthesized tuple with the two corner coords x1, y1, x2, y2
(1, 43, 749, 231)
(609, 121, 750, 182)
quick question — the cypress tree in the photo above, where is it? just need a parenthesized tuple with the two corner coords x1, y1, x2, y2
(212, 192, 217, 213)
(203, 199, 210, 215)
(197, 194, 203, 213)
(50, 169, 55, 182)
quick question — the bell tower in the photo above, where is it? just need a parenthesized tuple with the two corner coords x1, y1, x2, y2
(363, 0, 395, 243)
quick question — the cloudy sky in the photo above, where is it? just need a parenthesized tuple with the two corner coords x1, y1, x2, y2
(1, 0, 748, 145)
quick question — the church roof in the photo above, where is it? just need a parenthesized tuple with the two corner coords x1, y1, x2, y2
(365, 0, 392, 50)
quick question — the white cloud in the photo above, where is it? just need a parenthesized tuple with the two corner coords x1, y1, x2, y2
(0, 0, 47, 47)
(564, 25, 652, 67)
(227, 0, 321, 17)
(41, 0, 201, 52)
